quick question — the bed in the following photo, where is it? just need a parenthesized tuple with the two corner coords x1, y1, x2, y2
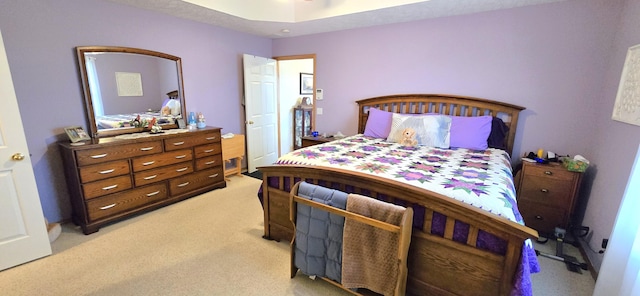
(258, 94, 539, 296)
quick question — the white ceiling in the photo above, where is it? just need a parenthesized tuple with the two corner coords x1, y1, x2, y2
(107, 0, 566, 38)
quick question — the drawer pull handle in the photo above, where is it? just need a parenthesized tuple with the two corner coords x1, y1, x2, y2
(144, 175, 158, 180)
(205, 160, 216, 165)
(175, 155, 187, 159)
(540, 188, 549, 193)
(99, 169, 115, 174)
(206, 136, 217, 140)
(176, 167, 188, 172)
(544, 171, 553, 175)
(140, 147, 155, 151)
(102, 184, 118, 190)
(99, 203, 117, 210)
(535, 215, 543, 220)
(142, 161, 155, 166)
(204, 149, 214, 153)
(209, 173, 219, 178)
(173, 141, 185, 146)
(91, 153, 108, 159)
(146, 191, 161, 197)
(178, 182, 190, 187)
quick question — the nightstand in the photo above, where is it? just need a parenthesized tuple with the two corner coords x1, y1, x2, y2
(301, 136, 337, 148)
(222, 134, 245, 180)
(517, 161, 583, 237)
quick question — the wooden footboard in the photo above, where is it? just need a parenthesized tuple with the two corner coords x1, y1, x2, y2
(259, 165, 538, 296)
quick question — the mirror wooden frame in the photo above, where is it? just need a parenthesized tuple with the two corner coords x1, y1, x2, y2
(76, 46, 186, 138)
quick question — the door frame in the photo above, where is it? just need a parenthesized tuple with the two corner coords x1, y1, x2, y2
(273, 54, 316, 155)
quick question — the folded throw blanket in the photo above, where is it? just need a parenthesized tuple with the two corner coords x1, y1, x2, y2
(342, 193, 407, 296)
(295, 182, 347, 283)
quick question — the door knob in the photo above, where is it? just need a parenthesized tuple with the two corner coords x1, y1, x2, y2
(246, 121, 254, 125)
(12, 153, 25, 161)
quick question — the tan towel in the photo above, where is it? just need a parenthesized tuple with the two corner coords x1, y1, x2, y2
(342, 194, 406, 296)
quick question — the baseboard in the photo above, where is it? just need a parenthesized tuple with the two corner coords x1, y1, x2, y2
(576, 240, 598, 281)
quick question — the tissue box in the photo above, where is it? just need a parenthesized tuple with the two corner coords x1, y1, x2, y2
(562, 158, 589, 172)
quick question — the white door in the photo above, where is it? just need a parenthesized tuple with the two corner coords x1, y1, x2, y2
(243, 54, 278, 173)
(0, 30, 51, 271)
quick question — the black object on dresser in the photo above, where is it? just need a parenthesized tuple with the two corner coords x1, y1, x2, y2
(59, 127, 226, 234)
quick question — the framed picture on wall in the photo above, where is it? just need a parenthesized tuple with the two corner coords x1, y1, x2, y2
(64, 126, 91, 143)
(300, 73, 313, 95)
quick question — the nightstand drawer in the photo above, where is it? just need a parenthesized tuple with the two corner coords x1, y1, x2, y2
(524, 164, 576, 181)
(519, 200, 566, 235)
(518, 176, 573, 207)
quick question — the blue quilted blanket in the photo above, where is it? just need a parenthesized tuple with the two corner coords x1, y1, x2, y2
(294, 182, 348, 283)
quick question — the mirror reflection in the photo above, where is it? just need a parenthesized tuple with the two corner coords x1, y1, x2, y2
(76, 46, 185, 138)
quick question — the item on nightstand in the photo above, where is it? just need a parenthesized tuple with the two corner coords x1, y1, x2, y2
(561, 155, 590, 172)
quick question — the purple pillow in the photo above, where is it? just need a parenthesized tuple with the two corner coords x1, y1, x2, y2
(363, 108, 393, 138)
(449, 116, 492, 150)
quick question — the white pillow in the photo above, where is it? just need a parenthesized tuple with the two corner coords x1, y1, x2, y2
(386, 114, 452, 148)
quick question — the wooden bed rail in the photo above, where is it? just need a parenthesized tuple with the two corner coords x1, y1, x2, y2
(260, 165, 538, 296)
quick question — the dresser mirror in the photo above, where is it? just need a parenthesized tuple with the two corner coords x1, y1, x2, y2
(76, 46, 186, 138)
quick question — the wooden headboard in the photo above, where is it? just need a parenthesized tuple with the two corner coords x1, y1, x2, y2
(356, 94, 525, 156)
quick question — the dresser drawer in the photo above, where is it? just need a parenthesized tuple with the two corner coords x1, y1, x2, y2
(164, 130, 221, 151)
(518, 176, 573, 207)
(134, 161, 194, 187)
(194, 143, 222, 158)
(132, 149, 193, 172)
(76, 141, 162, 166)
(169, 168, 224, 196)
(195, 154, 223, 171)
(86, 183, 168, 221)
(79, 160, 130, 183)
(82, 175, 132, 200)
(518, 200, 566, 235)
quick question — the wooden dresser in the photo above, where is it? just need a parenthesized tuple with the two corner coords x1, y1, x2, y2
(517, 161, 583, 236)
(59, 127, 226, 234)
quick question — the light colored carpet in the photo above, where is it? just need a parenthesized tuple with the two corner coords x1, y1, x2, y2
(0, 175, 595, 295)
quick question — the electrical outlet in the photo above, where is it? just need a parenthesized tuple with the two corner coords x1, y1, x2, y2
(602, 238, 608, 249)
(316, 108, 323, 115)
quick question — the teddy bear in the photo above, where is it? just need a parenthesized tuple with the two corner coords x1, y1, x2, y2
(400, 127, 418, 146)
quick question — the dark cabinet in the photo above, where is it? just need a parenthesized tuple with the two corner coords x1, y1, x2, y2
(293, 106, 312, 149)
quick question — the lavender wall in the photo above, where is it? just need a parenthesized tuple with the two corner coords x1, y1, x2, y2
(0, 0, 271, 222)
(273, 0, 627, 272)
(274, 0, 620, 160)
(583, 0, 640, 271)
